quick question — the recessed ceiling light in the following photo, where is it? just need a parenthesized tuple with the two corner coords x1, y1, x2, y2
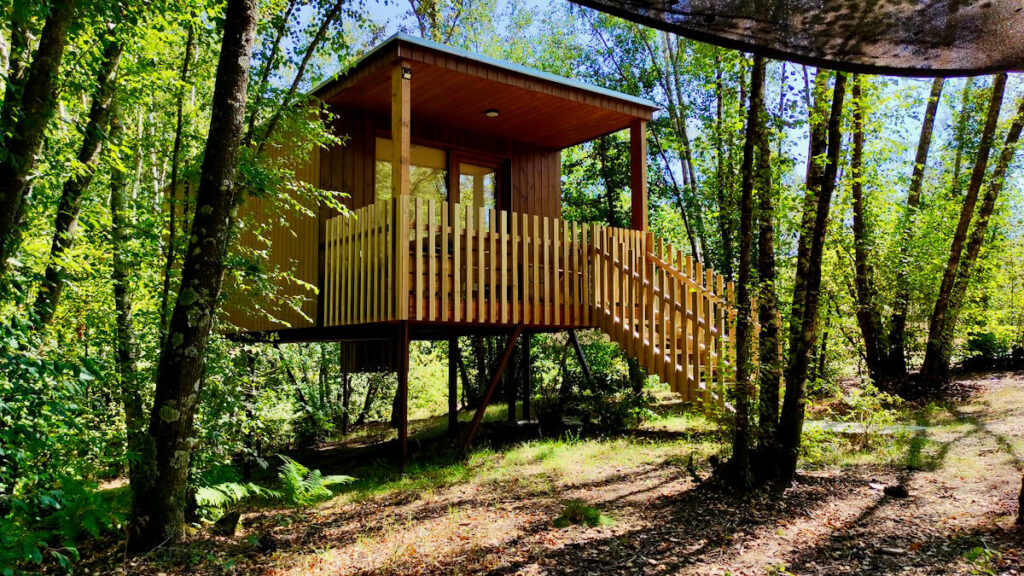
(484, 109, 499, 118)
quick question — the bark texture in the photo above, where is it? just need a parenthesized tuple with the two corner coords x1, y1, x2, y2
(130, 0, 259, 550)
(726, 55, 765, 489)
(787, 71, 831, 354)
(754, 64, 780, 461)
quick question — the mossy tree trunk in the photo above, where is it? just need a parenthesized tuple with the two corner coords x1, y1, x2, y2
(129, 0, 258, 550)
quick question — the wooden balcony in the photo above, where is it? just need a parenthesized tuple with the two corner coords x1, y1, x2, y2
(324, 198, 747, 406)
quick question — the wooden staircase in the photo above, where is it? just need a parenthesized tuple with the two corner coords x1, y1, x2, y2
(588, 227, 739, 410)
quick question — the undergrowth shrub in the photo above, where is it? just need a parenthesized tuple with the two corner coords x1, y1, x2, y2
(552, 499, 613, 528)
(0, 319, 125, 574)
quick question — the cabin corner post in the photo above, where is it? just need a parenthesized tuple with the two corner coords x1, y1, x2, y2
(629, 119, 648, 232)
(392, 60, 412, 320)
(391, 60, 411, 198)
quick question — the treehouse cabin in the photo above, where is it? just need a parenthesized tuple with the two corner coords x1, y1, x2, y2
(226, 34, 739, 456)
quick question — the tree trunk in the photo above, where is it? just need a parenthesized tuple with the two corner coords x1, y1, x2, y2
(849, 76, 887, 385)
(933, 95, 1024, 376)
(0, 0, 32, 142)
(777, 71, 848, 484)
(888, 77, 943, 378)
(950, 78, 976, 197)
(109, 108, 146, 494)
(726, 55, 765, 490)
(627, 357, 644, 395)
(356, 374, 380, 426)
(714, 52, 733, 279)
(159, 24, 195, 340)
(754, 61, 781, 462)
(472, 336, 487, 405)
(920, 73, 1007, 387)
(787, 70, 831, 354)
(130, 0, 258, 551)
(33, 38, 124, 326)
(0, 0, 77, 281)
(246, 0, 297, 140)
(340, 370, 351, 436)
(506, 335, 517, 422)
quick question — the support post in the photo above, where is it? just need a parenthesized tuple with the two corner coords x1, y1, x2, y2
(568, 329, 593, 384)
(448, 337, 459, 437)
(521, 332, 532, 420)
(459, 325, 524, 452)
(396, 321, 410, 469)
(630, 119, 648, 231)
(391, 61, 411, 198)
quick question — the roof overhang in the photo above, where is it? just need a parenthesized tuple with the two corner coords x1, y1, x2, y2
(313, 33, 659, 150)
(571, 0, 1024, 77)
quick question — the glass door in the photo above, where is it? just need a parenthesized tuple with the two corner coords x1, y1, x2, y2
(458, 162, 498, 226)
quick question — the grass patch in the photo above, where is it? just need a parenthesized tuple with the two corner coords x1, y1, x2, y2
(552, 499, 614, 528)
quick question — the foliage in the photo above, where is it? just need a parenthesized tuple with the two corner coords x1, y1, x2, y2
(963, 543, 1002, 575)
(0, 318, 127, 573)
(0, 0, 1021, 569)
(568, 371, 655, 435)
(552, 499, 614, 528)
(838, 383, 903, 446)
(276, 456, 354, 507)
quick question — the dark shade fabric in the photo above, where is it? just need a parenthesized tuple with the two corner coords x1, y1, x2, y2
(571, 0, 1024, 76)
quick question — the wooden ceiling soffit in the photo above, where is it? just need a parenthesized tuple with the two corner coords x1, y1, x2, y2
(313, 34, 658, 119)
(570, 0, 1024, 77)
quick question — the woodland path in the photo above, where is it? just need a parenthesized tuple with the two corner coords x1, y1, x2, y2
(98, 371, 1024, 575)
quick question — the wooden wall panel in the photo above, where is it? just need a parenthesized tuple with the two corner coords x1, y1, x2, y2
(224, 143, 321, 333)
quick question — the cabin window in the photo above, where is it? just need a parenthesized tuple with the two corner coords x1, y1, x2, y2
(374, 137, 447, 205)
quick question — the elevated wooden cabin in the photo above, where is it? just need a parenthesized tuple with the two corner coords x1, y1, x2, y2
(227, 34, 740, 456)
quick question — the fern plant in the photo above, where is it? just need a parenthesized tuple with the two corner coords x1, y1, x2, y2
(195, 482, 282, 513)
(277, 456, 354, 506)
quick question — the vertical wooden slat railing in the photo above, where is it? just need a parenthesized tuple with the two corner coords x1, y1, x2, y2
(323, 199, 751, 413)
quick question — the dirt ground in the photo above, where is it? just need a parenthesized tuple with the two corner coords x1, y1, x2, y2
(92, 371, 1024, 575)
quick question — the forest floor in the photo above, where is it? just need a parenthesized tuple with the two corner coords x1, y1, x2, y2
(86, 370, 1024, 575)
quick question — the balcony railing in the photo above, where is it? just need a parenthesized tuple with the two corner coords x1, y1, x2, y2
(324, 197, 602, 328)
(324, 197, 747, 406)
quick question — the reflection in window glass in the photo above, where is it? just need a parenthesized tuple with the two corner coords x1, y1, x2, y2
(458, 163, 496, 226)
(374, 138, 447, 206)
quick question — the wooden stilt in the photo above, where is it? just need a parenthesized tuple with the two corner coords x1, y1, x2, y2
(506, 333, 517, 423)
(568, 329, 592, 384)
(521, 332, 532, 420)
(397, 321, 410, 469)
(459, 325, 524, 452)
(448, 337, 459, 437)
